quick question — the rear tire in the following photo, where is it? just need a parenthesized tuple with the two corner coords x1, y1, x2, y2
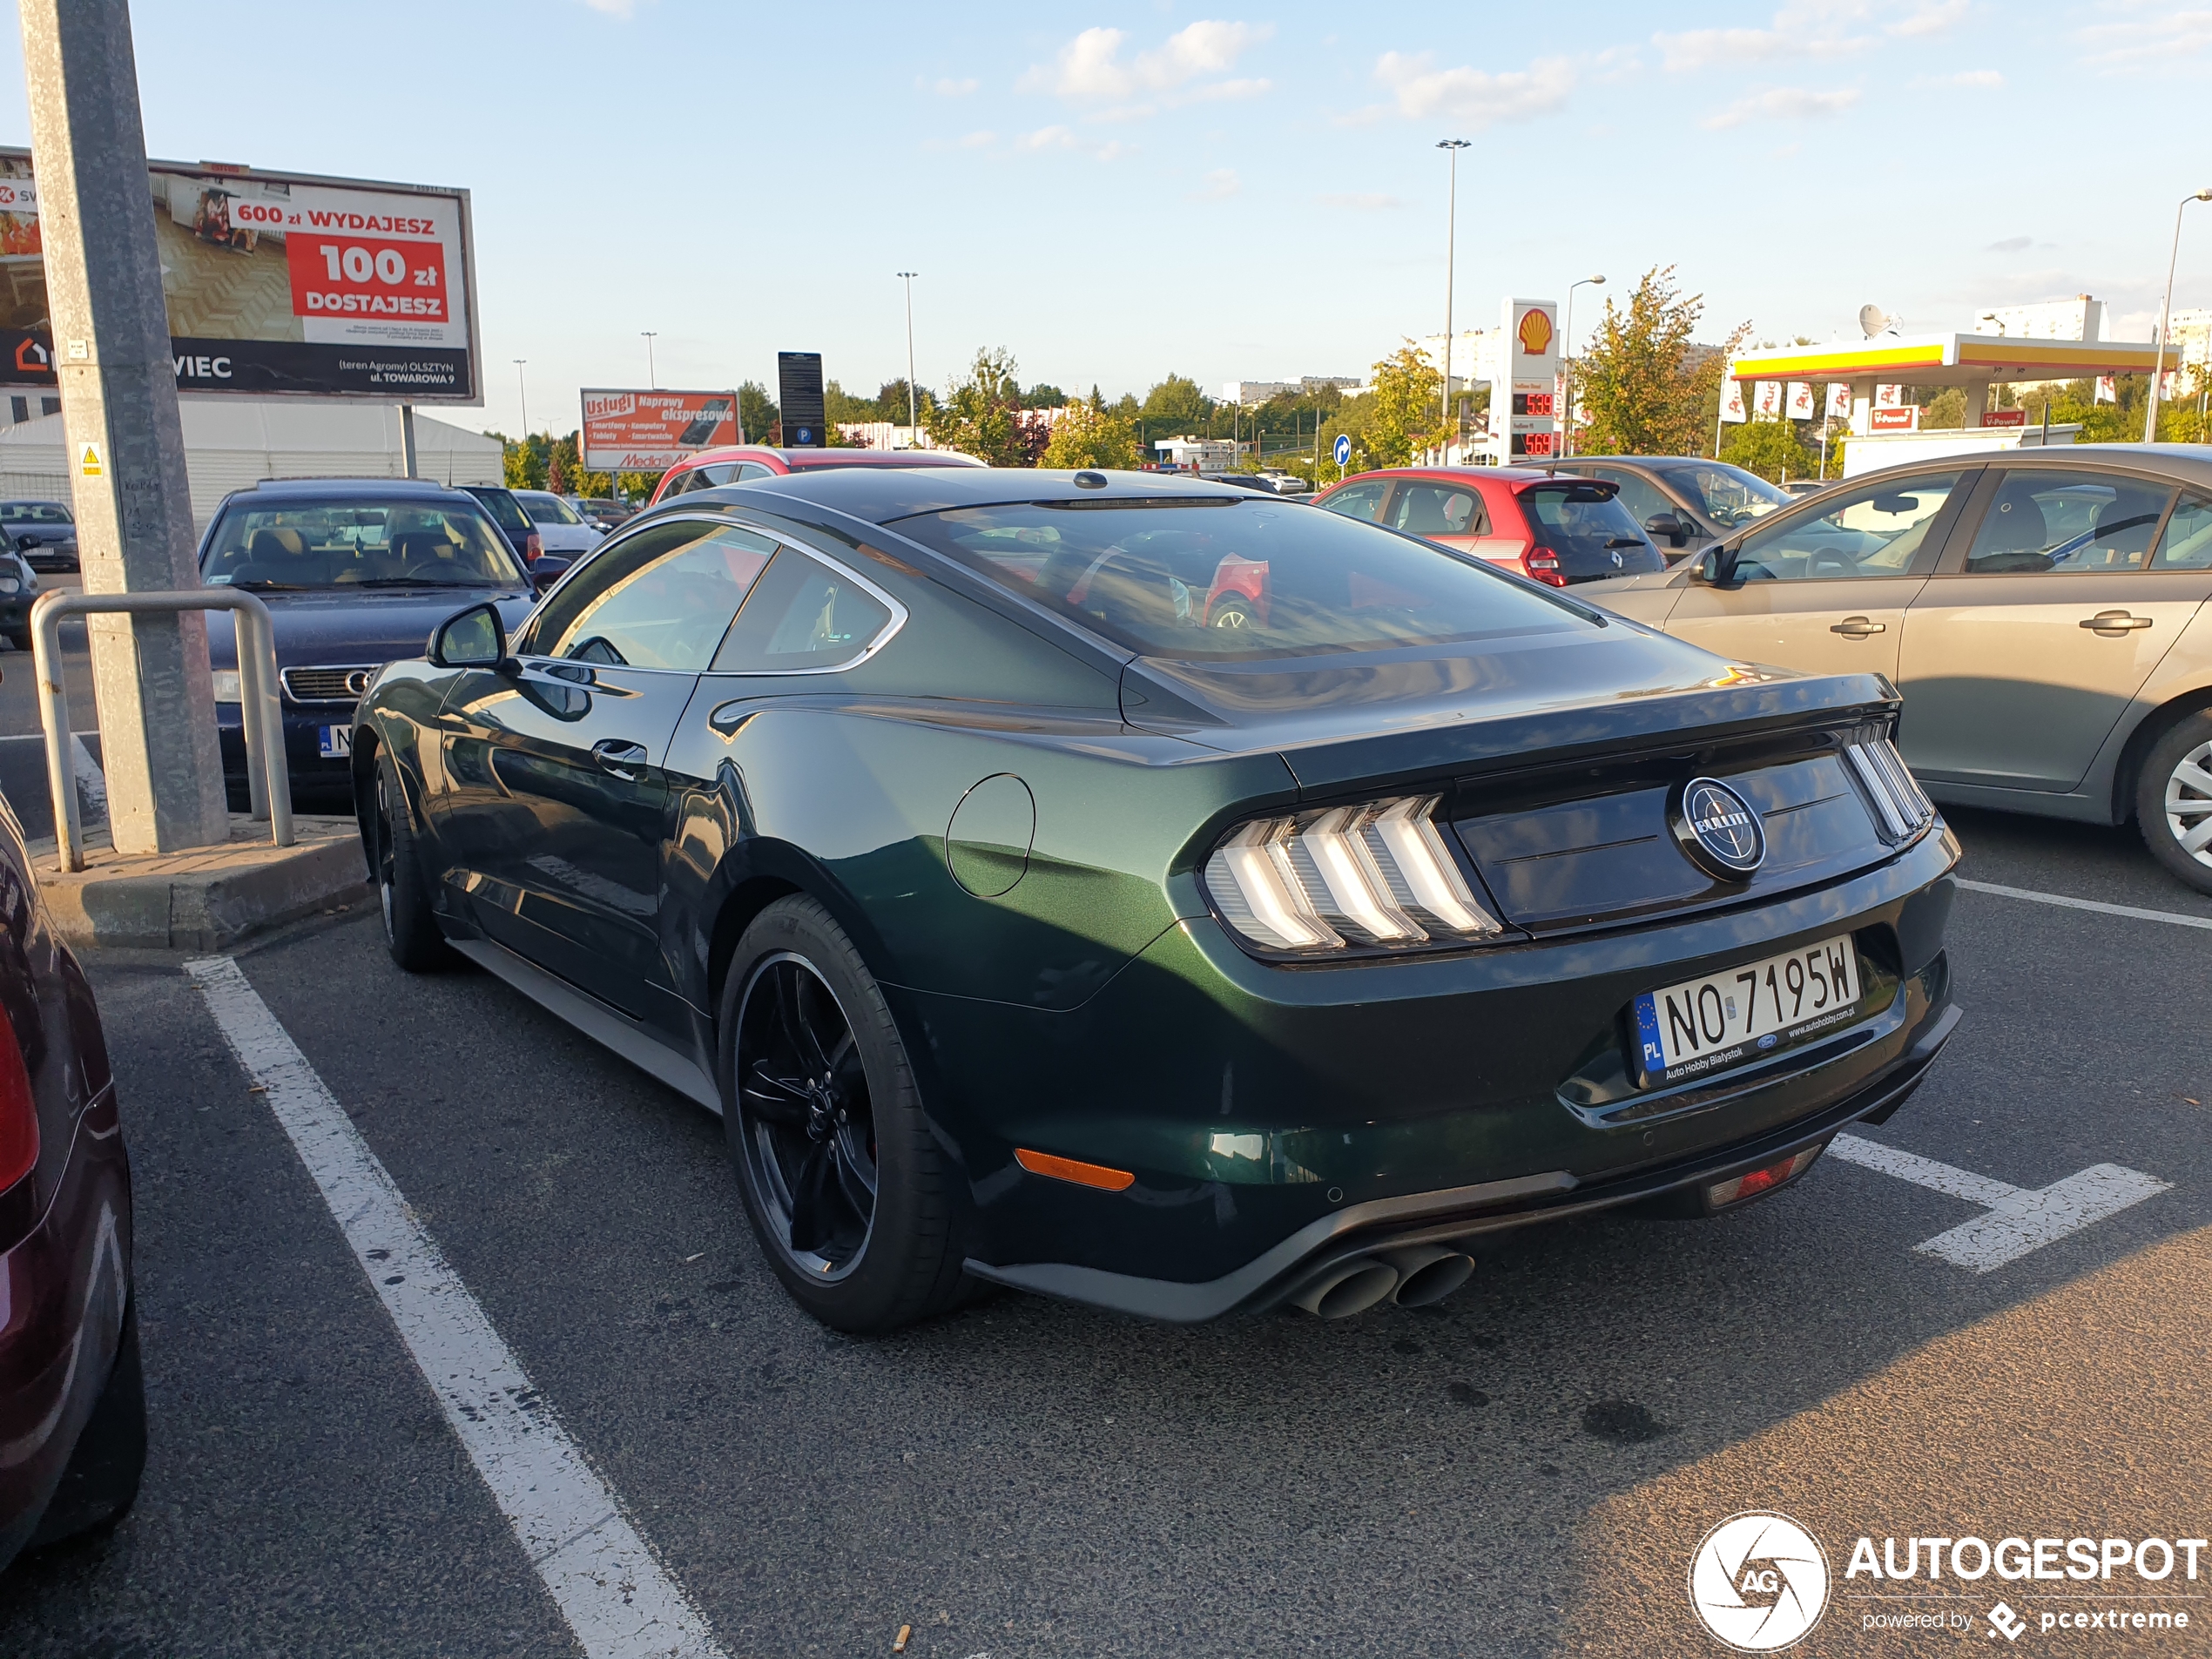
(2135, 711, 2212, 896)
(718, 895, 968, 1335)
(28, 1298, 145, 1549)
(373, 754, 449, 970)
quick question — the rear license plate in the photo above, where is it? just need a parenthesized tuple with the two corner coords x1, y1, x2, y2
(1633, 934, 1864, 1087)
(319, 725, 352, 759)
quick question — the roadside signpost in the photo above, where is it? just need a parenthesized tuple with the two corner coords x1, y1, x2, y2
(1334, 433, 1352, 469)
(778, 351, 826, 448)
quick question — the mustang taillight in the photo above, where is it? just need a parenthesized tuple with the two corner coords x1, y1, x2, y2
(0, 1006, 37, 1194)
(1203, 795, 1502, 954)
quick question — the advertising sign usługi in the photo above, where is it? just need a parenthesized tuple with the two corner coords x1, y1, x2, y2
(0, 149, 479, 402)
(580, 389, 738, 472)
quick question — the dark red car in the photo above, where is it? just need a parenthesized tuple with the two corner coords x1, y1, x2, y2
(0, 794, 140, 1570)
(650, 443, 984, 505)
(1312, 466, 1667, 587)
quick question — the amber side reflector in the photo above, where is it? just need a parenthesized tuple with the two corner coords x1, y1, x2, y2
(1015, 1148, 1136, 1191)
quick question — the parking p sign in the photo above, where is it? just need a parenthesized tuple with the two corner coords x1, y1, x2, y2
(1334, 434, 1352, 468)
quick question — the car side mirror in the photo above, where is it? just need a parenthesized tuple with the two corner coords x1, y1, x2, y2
(528, 555, 573, 595)
(1645, 512, 1689, 548)
(1688, 545, 1734, 586)
(429, 601, 514, 671)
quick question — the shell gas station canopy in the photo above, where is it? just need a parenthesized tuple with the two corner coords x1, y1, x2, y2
(1728, 333, 2164, 434)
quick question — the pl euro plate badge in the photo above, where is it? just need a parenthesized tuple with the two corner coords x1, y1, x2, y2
(1632, 934, 1863, 1086)
(319, 724, 352, 759)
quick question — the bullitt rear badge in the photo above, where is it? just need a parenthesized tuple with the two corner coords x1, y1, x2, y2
(1673, 777, 1765, 881)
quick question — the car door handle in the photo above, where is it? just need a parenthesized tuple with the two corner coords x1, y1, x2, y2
(590, 738, 648, 777)
(2080, 610, 2155, 633)
(1830, 616, 1886, 637)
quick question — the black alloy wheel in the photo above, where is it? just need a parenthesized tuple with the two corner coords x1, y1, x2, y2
(735, 952, 878, 1267)
(718, 895, 969, 1333)
(374, 756, 448, 970)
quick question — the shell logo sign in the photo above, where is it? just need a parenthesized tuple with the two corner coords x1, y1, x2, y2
(1517, 307, 1554, 356)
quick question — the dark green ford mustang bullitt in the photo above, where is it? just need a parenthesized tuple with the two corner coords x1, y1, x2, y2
(352, 467, 1960, 1334)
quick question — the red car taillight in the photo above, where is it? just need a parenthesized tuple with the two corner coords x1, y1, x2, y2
(525, 530, 543, 558)
(0, 1009, 37, 1193)
(1521, 545, 1566, 587)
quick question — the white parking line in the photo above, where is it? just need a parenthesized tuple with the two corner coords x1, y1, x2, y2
(1957, 878, 2212, 932)
(1828, 1132, 2172, 1272)
(187, 955, 727, 1659)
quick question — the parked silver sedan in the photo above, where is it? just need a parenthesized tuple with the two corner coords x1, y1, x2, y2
(1581, 446, 2212, 893)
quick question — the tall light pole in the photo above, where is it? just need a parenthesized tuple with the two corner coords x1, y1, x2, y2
(2147, 189, 2212, 442)
(1561, 274, 1604, 457)
(1437, 138, 1471, 458)
(896, 272, 920, 438)
(641, 331, 658, 389)
(513, 359, 529, 435)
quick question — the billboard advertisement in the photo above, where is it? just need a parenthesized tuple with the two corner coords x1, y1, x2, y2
(0, 148, 479, 401)
(579, 389, 738, 471)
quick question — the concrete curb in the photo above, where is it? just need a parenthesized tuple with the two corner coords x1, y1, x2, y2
(32, 814, 371, 951)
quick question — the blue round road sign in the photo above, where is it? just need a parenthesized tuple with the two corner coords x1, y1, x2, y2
(1333, 434, 1352, 468)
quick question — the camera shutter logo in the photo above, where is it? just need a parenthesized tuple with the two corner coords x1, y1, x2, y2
(1689, 1513, 1831, 1651)
(1675, 777, 1766, 880)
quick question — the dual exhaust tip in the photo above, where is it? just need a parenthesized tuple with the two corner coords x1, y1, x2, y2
(1290, 1244, 1475, 1319)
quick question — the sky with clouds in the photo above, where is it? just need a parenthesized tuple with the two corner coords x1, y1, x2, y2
(1, 1, 2207, 435)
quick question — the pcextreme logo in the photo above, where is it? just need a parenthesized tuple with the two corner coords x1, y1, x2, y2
(1689, 1512, 1831, 1651)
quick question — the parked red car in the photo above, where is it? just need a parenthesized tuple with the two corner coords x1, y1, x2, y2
(1312, 466, 1668, 588)
(0, 793, 139, 1570)
(650, 444, 984, 505)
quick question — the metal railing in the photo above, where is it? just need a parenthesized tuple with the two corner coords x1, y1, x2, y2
(30, 589, 293, 872)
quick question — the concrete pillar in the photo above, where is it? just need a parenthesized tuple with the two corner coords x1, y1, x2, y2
(1963, 380, 1989, 428)
(20, 0, 227, 855)
(1851, 377, 1875, 436)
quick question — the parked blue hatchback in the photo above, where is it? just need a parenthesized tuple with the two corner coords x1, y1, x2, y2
(199, 479, 543, 811)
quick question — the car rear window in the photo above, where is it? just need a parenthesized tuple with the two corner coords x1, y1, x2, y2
(1519, 484, 1657, 557)
(894, 496, 1589, 660)
(202, 499, 525, 590)
(523, 495, 584, 525)
(469, 489, 533, 535)
(1, 502, 71, 523)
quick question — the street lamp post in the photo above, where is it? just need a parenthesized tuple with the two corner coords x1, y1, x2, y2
(641, 331, 658, 389)
(2147, 188, 2212, 442)
(896, 272, 920, 438)
(1560, 275, 1604, 457)
(1437, 138, 1471, 459)
(513, 359, 528, 435)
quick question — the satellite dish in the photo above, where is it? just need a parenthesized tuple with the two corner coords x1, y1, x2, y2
(1858, 305, 1890, 339)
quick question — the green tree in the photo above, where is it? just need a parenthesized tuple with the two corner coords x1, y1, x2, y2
(924, 347, 1049, 466)
(1576, 266, 1746, 456)
(1360, 343, 1449, 468)
(1721, 416, 1822, 482)
(738, 380, 779, 445)
(1022, 382, 1069, 409)
(823, 380, 880, 424)
(1140, 373, 1213, 434)
(1039, 388, 1141, 469)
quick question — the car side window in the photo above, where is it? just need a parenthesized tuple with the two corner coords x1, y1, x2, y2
(1390, 482, 1487, 537)
(2152, 495, 2212, 570)
(733, 462, 774, 482)
(1959, 471, 2175, 575)
(520, 520, 777, 670)
(712, 548, 896, 673)
(1319, 482, 1389, 523)
(1591, 469, 1674, 529)
(1731, 471, 1962, 582)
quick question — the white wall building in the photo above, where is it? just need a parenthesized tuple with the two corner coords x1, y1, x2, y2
(1414, 330, 1487, 388)
(0, 398, 502, 531)
(1970, 296, 2104, 342)
(1153, 436, 1238, 474)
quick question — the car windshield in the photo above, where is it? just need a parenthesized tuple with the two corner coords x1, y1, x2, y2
(1656, 462, 1791, 529)
(894, 496, 1588, 660)
(523, 495, 584, 525)
(1, 501, 71, 523)
(202, 499, 525, 590)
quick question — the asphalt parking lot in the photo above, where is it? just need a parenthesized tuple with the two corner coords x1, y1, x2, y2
(1, 637, 2209, 1656)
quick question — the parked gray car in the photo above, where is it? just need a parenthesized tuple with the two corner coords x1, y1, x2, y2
(1580, 446, 2212, 893)
(1548, 457, 1797, 562)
